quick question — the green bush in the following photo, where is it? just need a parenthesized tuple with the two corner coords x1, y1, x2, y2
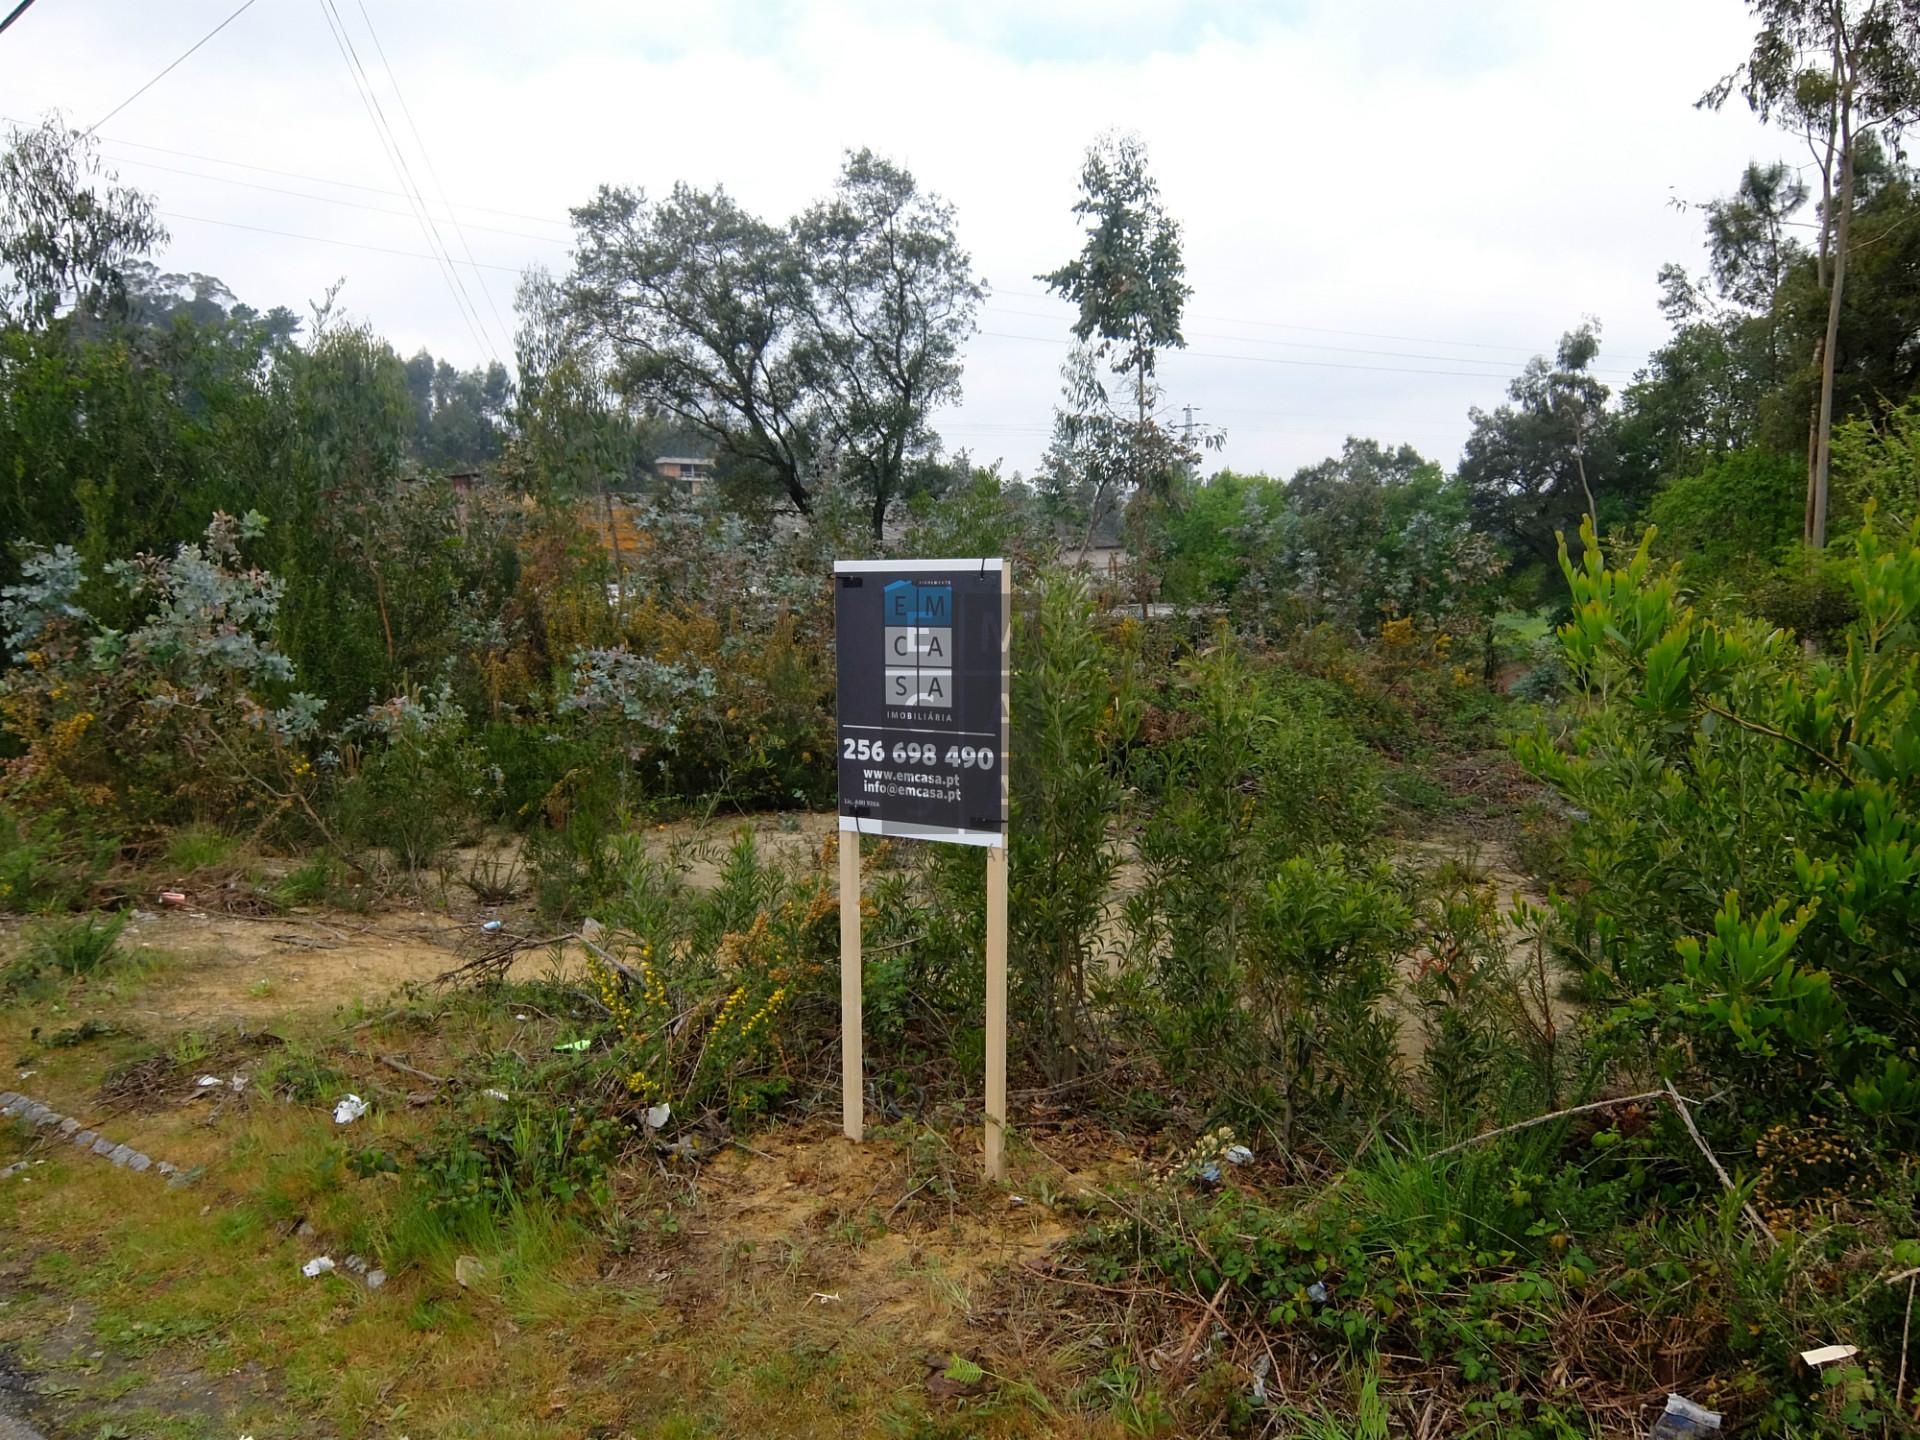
(0, 806, 117, 913)
(1647, 449, 1803, 570)
(4, 910, 128, 995)
(329, 687, 490, 873)
(1517, 518, 1920, 1143)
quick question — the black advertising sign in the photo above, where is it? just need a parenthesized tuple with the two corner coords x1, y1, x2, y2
(834, 559, 1009, 847)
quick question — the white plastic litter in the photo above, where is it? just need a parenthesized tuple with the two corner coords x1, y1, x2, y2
(644, 1101, 671, 1130)
(483, 1088, 510, 1101)
(1250, 1353, 1272, 1405)
(1223, 1144, 1253, 1166)
(1648, 1393, 1723, 1437)
(1801, 1344, 1860, 1368)
(333, 1094, 368, 1125)
(301, 1256, 334, 1278)
(195, 1075, 222, 1088)
(481, 919, 503, 933)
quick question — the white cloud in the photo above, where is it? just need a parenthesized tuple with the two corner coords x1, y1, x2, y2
(0, 0, 1779, 478)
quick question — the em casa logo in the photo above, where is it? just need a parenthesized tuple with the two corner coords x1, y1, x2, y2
(883, 579, 953, 710)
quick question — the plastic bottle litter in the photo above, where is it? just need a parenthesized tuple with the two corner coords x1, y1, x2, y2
(482, 1088, 510, 1102)
(1223, 1144, 1254, 1166)
(332, 1094, 368, 1125)
(301, 1256, 334, 1278)
(1648, 1393, 1722, 1437)
(481, 919, 503, 933)
(553, 1038, 591, 1053)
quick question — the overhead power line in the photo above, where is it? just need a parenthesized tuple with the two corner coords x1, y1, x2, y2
(102, 152, 571, 246)
(77, 126, 573, 229)
(992, 284, 1661, 362)
(315, 0, 496, 359)
(975, 328, 1524, 381)
(0, 0, 43, 38)
(89, 0, 265, 133)
(982, 303, 1643, 378)
(349, 0, 515, 354)
(159, 210, 526, 272)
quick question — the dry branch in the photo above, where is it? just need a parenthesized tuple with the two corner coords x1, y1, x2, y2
(1663, 1082, 1776, 1251)
(1426, 1090, 1670, 1159)
(377, 1054, 446, 1086)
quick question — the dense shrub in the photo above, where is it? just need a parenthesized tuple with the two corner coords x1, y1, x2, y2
(0, 512, 321, 834)
(1517, 519, 1920, 1143)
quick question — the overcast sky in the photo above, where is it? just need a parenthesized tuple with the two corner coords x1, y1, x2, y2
(2, 0, 1784, 478)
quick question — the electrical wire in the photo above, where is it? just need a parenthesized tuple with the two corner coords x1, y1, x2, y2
(100, 151, 571, 246)
(315, 0, 494, 359)
(89, 0, 265, 133)
(349, 0, 514, 353)
(76, 125, 572, 228)
(159, 209, 525, 272)
(991, 283, 1661, 360)
(974, 328, 1524, 381)
(982, 303, 1644, 377)
(0, 0, 42, 38)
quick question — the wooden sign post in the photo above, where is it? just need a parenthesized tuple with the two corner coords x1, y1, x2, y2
(833, 559, 1010, 1179)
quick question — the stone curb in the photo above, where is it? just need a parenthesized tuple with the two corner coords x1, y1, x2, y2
(0, 1090, 195, 1187)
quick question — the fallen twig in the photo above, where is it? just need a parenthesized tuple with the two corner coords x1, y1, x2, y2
(434, 930, 577, 986)
(1169, 1278, 1230, 1372)
(884, 1175, 937, 1223)
(377, 1054, 446, 1086)
(1663, 1082, 1776, 1251)
(1427, 1090, 1670, 1158)
(1899, 1272, 1915, 1415)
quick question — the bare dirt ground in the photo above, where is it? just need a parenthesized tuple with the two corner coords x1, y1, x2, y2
(0, 810, 846, 1034)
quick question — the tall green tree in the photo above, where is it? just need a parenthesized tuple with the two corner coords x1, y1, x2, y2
(566, 152, 980, 532)
(796, 150, 983, 539)
(1459, 324, 1618, 576)
(0, 118, 164, 330)
(1039, 132, 1190, 434)
(1038, 132, 1209, 591)
(568, 182, 816, 513)
(1706, 0, 1920, 546)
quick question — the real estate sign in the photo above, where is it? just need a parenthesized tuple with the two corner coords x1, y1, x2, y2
(833, 559, 1009, 847)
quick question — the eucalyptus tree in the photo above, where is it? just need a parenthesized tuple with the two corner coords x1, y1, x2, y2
(1039, 132, 1190, 432)
(1705, 0, 1920, 546)
(1038, 133, 1208, 575)
(0, 117, 165, 330)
